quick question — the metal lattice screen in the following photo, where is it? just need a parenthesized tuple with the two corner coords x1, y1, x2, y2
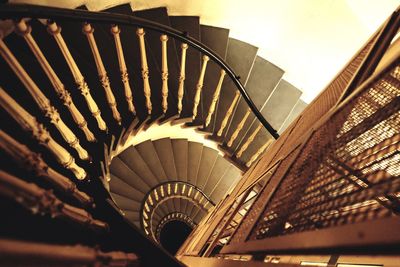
(250, 64, 400, 240)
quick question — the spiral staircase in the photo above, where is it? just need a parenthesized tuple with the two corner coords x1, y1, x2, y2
(0, 2, 313, 266)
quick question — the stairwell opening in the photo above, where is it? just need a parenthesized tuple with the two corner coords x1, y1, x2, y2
(159, 220, 193, 255)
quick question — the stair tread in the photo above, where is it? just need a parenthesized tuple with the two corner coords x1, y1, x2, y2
(261, 79, 303, 130)
(236, 127, 271, 165)
(204, 38, 258, 135)
(124, 210, 140, 225)
(153, 138, 179, 180)
(210, 166, 241, 203)
(233, 79, 302, 165)
(110, 157, 151, 193)
(119, 147, 160, 188)
(187, 141, 204, 185)
(171, 138, 189, 182)
(195, 147, 219, 190)
(111, 192, 141, 211)
(279, 99, 307, 133)
(203, 157, 231, 196)
(135, 140, 168, 183)
(109, 173, 145, 202)
(224, 56, 284, 152)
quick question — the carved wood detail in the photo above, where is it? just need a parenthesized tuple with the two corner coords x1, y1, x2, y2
(0, 87, 86, 180)
(236, 123, 263, 158)
(178, 43, 188, 115)
(205, 69, 226, 127)
(82, 23, 121, 124)
(111, 25, 136, 115)
(160, 34, 169, 113)
(192, 55, 210, 119)
(227, 108, 251, 147)
(0, 39, 89, 161)
(0, 130, 93, 206)
(15, 20, 96, 142)
(46, 20, 107, 131)
(136, 28, 152, 115)
(217, 91, 240, 136)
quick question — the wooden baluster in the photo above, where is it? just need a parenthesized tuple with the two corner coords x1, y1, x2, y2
(236, 123, 262, 158)
(205, 69, 226, 127)
(110, 25, 136, 115)
(160, 34, 169, 113)
(193, 55, 209, 119)
(178, 43, 188, 115)
(0, 87, 86, 180)
(246, 138, 273, 167)
(136, 28, 152, 115)
(15, 20, 96, 142)
(217, 91, 240, 136)
(0, 130, 93, 207)
(0, 171, 107, 231)
(82, 23, 121, 124)
(46, 20, 107, 131)
(0, 239, 138, 266)
(0, 40, 89, 162)
(227, 108, 251, 147)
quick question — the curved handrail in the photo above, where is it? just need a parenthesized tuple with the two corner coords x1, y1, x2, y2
(0, 3, 280, 139)
(140, 181, 215, 239)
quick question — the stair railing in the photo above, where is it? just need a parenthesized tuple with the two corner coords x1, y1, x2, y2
(0, 3, 280, 139)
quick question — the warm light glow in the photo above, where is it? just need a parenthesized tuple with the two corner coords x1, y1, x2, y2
(10, 0, 398, 104)
(337, 264, 382, 267)
(300, 262, 328, 267)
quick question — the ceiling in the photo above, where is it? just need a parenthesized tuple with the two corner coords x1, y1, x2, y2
(9, 0, 400, 103)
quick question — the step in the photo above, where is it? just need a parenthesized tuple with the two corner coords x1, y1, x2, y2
(203, 38, 258, 135)
(261, 79, 303, 130)
(279, 99, 307, 133)
(119, 146, 160, 187)
(223, 56, 284, 153)
(111, 192, 141, 212)
(195, 146, 219, 190)
(187, 141, 204, 185)
(233, 79, 302, 165)
(152, 138, 178, 180)
(124, 210, 140, 227)
(169, 16, 201, 119)
(135, 139, 168, 183)
(186, 25, 229, 126)
(109, 173, 145, 202)
(109, 157, 151, 193)
(202, 157, 231, 197)
(193, 209, 207, 225)
(209, 166, 241, 203)
(171, 138, 189, 181)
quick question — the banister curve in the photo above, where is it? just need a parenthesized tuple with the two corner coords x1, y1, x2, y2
(0, 3, 280, 139)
